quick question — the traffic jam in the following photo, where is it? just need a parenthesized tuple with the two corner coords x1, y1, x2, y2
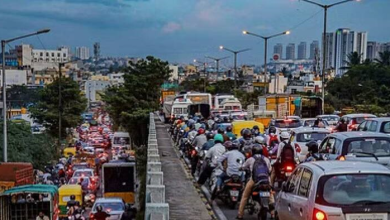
(166, 92, 390, 220)
(0, 106, 136, 220)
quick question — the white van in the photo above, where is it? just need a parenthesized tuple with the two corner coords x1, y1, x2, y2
(171, 99, 192, 119)
(112, 132, 131, 150)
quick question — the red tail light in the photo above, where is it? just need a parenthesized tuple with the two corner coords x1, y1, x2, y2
(89, 213, 95, 220)
(336, 155, 346, 161)
(286, 166, 293, 171)
(313, 208, 326, 220)
(295, 143, 301, 153)
(191, 150, 197, 156)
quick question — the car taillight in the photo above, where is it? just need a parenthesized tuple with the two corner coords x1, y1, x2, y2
(336, 155, 346, 161)
(89, 213, 94, 220)
(191, 150, 197, 156)
(313, 208, 326, 220)
(286, 166, 293, 171)
(295, 143, 301, 153)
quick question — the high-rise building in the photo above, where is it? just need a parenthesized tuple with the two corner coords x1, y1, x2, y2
(332, 28, 367, 75)
(273, 43, 283, 59)
(93, 42, 100, 61)
(297, 42, 307, 60)
(286, 43, 295, 60)
(310, 41, 319, 60)
(75, 47, 90, 60)
(367, 41, 382, 61)
(323, 32, 335, 71)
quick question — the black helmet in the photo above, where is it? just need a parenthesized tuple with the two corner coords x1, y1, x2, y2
(252, 144, 263, 155)
(226, 126, 232, 132)
(70, 195, 75, 200)
(206, 132, 214, 140)
(232, 140, 240, 149)
(224, 141, 233, 150)
(242, 129, 252, 140)
(96, 205, 103, 212)
(306, 141, 319, 153)
(252, 125, 259, 130)
(269, 126, 276, 134)
(217, 127, 225, 134)
(223, 117, 229, 122)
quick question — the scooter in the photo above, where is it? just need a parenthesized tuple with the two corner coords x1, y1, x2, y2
(251, 180, 273, 220)
(213, 174, 244, 209)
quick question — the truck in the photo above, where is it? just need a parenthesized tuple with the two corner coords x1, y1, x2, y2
(171, 98, 192, 119)
(0, 163, 34, 193)
(162, 95, 176, 122)
(213, 94, 235, 109)
(102, 162, 136, 204)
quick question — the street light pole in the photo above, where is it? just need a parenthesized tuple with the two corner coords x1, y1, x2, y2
(219, 46, 250, 89)
(58, 63, 63, 148)
(205, 56, 229, 78)
(1, 29, 50, 162)
(301, 0, 358, 114)
(194, 59, 208, 92)
(242, 30, 290, 94)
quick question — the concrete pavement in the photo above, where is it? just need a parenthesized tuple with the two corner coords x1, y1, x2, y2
(155, 119, 213, 220)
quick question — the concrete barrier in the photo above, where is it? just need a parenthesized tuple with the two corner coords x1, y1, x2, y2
(145, 113, 169, 220)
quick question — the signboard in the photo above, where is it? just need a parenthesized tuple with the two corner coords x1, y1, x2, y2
(273, 54, 280, 61)
(161, 90, 175, 101)
(277, 103, 288, 118)
(253, 82, 269, 88)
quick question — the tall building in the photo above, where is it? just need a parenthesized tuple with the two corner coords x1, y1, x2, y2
(323, 32, 335, 71)
(75, 47, 90, 60)
(286, 43, 295, 60)
(273, 43, 283, 59)
(93, 42, 100, 61)
(332, 28, 367, 75)
(367, 41, 382, 61)
(309, 41, 319, 60)
(297, 42, 307, 60)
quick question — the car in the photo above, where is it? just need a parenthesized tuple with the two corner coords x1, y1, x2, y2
(341, 113, 377, 131)
(276, 161, 390, 220)
(290, 127, 330, 161)
(318, 132, 390, 166)
(316, 114, 340, 125)
(68, 176, 97, 193)
(67, 163, 90, 178)
(90, 198, 127, 220)
(357, 117, 390, 135)
(72, 168, 96, 180)
(267, 117, 302, 133)
(301, 118, 331, 129)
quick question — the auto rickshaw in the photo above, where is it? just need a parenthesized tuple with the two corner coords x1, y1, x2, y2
(231, 120, 264, 137)
(58, 185, 83, 219)
(62, 147, 76, 158)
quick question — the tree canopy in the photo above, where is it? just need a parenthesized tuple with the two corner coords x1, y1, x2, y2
(30, 77, 87, 139)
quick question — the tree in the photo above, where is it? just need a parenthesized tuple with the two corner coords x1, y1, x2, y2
(342, 51, 362, 69)
(375, 51, 390, 66)
(0, 122, 56, 170)
(30, 77, 87, 139)
(7, 85, 40, 109)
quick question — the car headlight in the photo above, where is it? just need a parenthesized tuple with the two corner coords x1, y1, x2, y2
(84, 195, 90, 201)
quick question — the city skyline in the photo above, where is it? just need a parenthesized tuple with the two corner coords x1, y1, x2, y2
(0, 0, 388, 64)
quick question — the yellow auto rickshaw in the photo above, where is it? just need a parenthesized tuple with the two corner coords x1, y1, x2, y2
(232, 120, 264, 137)
(62, 147, 76, 158)
(59, 185, 83, 219)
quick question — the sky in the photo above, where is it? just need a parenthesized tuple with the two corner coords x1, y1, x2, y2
(0, 0, 389, 66)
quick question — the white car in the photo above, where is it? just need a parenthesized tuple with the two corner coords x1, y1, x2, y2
(90, 198, 126, 220)
(290, 127, 330, 161)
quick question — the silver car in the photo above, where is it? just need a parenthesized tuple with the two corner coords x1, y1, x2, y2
(91, 197, 126, 220)
(276, 161, 390, 220)
(357, 117, 390, 135)
(290, 127, 330, 162)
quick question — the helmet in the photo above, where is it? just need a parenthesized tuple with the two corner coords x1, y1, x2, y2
(214, 134, 224, 143)
(206, 132, 214, 140)
(223, 117, 229, 122)
(232, 140, 240, 149)
(306, 141, 319, 153)
(70, 195, 75, 200)
(252, 125, 259, 130)
(280, 131, 290, 140)
(224, 141, 233, 150)
(96, 205, 103, 212)
(198, 128, 205, 135)
(242, 129, 252, 140)
(269, 126, 276, 134)
(217, 127, 225, 134)
(226, 126, 232, 132)
(252, 144, 263, 155)
(254, 136, 266, 144)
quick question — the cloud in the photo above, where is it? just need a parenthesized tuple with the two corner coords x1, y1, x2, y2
(162, 22, 181, 33)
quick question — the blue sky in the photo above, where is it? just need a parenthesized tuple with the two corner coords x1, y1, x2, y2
(0, 0, 388, 65)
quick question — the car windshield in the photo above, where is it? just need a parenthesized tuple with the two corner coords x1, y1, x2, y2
(303, 120, 329, 127)
(318, 174, 390, 206)
(381, 121, 390, 134)
(73, 164, 88, 170)
(355, 117, 375, 124)
(73, 171, 93, 177)
(114, 137, 130, 145)
(93, 202, 125, 212)
(346, 138, 390, 157)
(296, 132, 328, 142)
(274, 120, 302, 128)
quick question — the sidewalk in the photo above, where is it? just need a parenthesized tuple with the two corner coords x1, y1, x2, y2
(155, 119, 213, 220)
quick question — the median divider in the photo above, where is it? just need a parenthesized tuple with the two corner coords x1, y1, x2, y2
(145, 113, 169, 220)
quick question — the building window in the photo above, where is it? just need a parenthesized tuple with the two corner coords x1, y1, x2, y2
(52, 53, 55, 57)
(46, 52, 49, 56)
(291, 89, 297, 94)
(40, 52, 43, 56)
(57, 53, 60, 57)
(63, 53, 67, 57)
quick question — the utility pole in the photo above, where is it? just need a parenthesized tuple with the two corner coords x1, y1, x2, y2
(219, 46, 250, 89)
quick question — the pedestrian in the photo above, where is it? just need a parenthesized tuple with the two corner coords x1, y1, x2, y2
(36, 211, 49, 220)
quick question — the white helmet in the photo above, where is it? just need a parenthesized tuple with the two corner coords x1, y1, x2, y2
(280, 131, 290, 140)
(254, 136, 266, 144)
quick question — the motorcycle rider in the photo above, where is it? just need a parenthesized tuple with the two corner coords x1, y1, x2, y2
(335, 118, 348, 132)
(66, 195, 80, 216)
(271, 131, 296, 186)
(191, 128, 207, 175)
(254, 136, 269, 158)
(252, 125, 261, 137)
(201, 132, 215, 151)
(225, 126, 237, 140)
(217, 127, 230, 142)
(197, 134, 226, 185)
(304, 140, 322, 162)
(237, 144, 274, 220)
(239, 129, 253, 153)
(93, 205, 110, 220)
(215, 141, 245, 195)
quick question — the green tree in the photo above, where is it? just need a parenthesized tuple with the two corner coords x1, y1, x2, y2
(30, 77, 87, 139)
(375, 51, 390, 66)
(7, 85, 40, 109)
(0, 122, 56, 170)
(342, 51, 362, 69)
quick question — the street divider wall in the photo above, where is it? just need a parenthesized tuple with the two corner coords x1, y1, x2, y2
(145, 113, 169, 220)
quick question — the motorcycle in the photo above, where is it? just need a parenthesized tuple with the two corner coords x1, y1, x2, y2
(275, 161, 295, 189)
(251, 180, 272, 220)
(84, 192, 96, 207)
(68, 207, 85, 220)
(213, 174, 244, 209)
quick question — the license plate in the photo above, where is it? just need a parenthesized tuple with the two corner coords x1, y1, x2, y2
(346, 213, 387, 220)
(259, 192, 270, 197)
(230, 190, 239, 197)
(286, 172, 292, 177)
